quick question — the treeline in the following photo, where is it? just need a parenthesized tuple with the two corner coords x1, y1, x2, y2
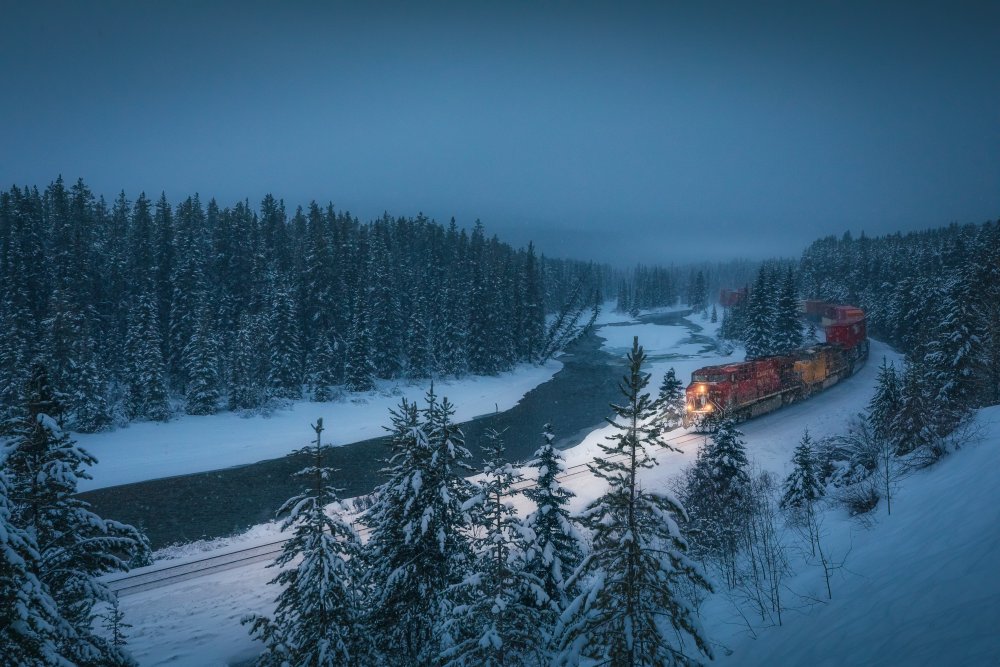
(615, 258, 766, 316)
(799, 222, 999, 410)
(0, 176, 608, 432)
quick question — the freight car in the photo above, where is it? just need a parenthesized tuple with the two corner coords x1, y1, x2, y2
(684, 303, 868, 429)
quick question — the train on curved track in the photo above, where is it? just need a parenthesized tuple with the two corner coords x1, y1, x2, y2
(684, 301, 869, 429)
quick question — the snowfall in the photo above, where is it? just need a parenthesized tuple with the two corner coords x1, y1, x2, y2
(88, 309, 999, 666)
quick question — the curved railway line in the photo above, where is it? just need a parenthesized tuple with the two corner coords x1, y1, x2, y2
(103, 429, 707, 596)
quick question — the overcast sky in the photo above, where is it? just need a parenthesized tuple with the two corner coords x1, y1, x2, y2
(1, 1, 998, 265)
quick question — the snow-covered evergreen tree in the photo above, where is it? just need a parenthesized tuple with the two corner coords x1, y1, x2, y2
(345, 306, 376, 393)
(307, 333, 340, 403)
(362, 388, 476, 665)
(267, 281, 302, 400)
(681, 418, 750, 585)
(744, 267, 776, 359)
(656, 366, 686, 432)
(557, 337, 712, 666)
(244, 419, 366, 666)
(228, 315, 268, 411)
(183, 307, 221, 415)
(5, 364, 146, 666)
(440, 429, 547, 666)
(780, 430, 824, 512)
(894, 359, 934, 456)
(773, 266, 803, 355)
(125, 293, 170, 421)
(522, 425, 583, 629)
(0, 465, 70, 666)
(867, 357, 901, 448)
(924, 271, 982, 433)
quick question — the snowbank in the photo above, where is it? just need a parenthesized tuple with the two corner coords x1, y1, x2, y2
(716, 406, 1000, 667)
(76, 360, 562, 492)
(596, 322, 705, 357)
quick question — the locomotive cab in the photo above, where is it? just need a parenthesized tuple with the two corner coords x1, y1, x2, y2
(684, 368, 732, 428)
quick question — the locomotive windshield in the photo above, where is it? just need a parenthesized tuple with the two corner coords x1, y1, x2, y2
(693, 372, 730, 382)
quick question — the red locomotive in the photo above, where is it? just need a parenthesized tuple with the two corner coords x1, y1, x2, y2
(684, 302, 868, 428)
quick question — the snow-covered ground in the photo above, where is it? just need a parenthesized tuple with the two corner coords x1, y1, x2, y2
(715, 406, 1000, 667)
(115, 312, 998, 666)
(75, 360, 563, 492)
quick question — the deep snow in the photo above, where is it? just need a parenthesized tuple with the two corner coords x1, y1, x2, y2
(112, 312, 999, 666)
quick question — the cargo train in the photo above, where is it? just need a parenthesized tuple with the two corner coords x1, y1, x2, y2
(684, 302, 868, 429)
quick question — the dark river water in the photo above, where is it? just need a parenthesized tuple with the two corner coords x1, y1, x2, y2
(78, 310, 709, 549)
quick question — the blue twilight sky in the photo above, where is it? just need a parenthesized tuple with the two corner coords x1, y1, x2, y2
(1, 1, 998, 265)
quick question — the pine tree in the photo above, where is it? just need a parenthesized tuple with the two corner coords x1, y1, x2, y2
(0, 465, 70, 666)
(744, 267, 776, 359)
(681, 418, 750, 586)
(125, 293, 170, 421)
(244, 419, 366, 666)
(345, 306, 376, 393)
(656, 366, 686, 432)
(440, 428, 547, 666)
(362, 389, 476, 665)
(557, 337, 712, 666)
(780, 430, 824, 556)
(924, 271, 981, 432)
(894, 359, 933, 456)
(307, 333, 339, 403)
(184, 307, 221, 415)
(773, 267, 803, 355)
(5, 364, 146, 666)
(867, 357, 901, 448)
(780, 430, 824, 511)
(267, 281, 302, 400)
(522, 425, 583, 626)
(228, 315, 268, 412)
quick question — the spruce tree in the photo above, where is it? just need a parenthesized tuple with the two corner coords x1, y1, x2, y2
(780, 430, 824, 555)
(125, 293, 170, 421)
(894, 359, 933, 455)
(656, 366, 686, 432)
(184, 307, 221, 415)
(744, 267, 776, 359)
(5, 364, 146, 666)
(267, 281, 302, 400)
(557, 338, 712, 666)
(307, 333, 339, 402)
(345, 306, 376, 393)
(228, 315, 268, 412)
(363, 389, 476, 665)
(681, 418, 750, 586)
(780, 430, 824, 511)
(867, 357, 901, 448)
(924, 271, 981, 432)
(440, 429, 547, 666)
(773, 266, 803, 355)
(522, 425, 583, 627)
(244, 419, 366, 666)
(0, 465, 70, 666)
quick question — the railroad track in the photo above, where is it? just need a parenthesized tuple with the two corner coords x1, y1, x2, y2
(104, 428, 706, 597)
